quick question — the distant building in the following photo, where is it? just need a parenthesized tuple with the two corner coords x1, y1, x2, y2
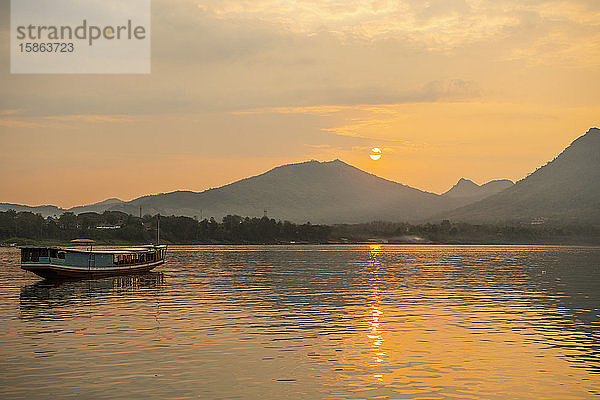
(530, 217, 547, 225)
(367, 238, 389, 244)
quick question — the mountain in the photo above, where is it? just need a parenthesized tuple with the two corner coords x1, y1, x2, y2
(69, 198, 124, 214)
(441, 178, 514, 207)
(443, 128, 600, 224)
(443, 178, 480, 198)
(7, 126, 596, 226)
(102, 160, 447, 224)
(0, 198, 125, 218)
(0, 203, 65, 217)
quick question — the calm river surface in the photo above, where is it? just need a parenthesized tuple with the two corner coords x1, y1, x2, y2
(1, 245, 599, 399)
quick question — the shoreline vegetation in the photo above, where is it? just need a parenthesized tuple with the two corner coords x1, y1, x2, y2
(1, 210, 598, 247)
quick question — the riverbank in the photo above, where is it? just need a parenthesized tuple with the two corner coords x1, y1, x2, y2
(2, 210, 599, 247)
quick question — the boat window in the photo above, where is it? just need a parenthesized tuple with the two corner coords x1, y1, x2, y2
(50, 249, 58, 258)
(39, 248, 48, 257)
(58, 252, 65, 259)
(24, 248, 39, 262)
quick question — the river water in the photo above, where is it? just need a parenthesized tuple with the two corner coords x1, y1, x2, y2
(0, 245, 599, 399)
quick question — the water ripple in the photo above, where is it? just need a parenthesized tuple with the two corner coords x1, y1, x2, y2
(0, 245, 599, 399)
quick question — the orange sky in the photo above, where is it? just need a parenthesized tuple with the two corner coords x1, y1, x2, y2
(1, 0, 600, 208)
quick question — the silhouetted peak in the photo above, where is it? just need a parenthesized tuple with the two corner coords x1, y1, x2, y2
(455, 178, 479, 188)
(568, 127, 600, 149)
(298, 159, 350, 167)
(97, 197, 123, 205)
(445, 127, 600, 224)
(272, 159, 353, 172)
(442, 178, 479, 197)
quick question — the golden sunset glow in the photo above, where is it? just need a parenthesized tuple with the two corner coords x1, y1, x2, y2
(1, 0, 599, 206)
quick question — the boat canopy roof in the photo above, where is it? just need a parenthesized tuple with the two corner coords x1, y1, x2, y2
(70, 239, 96, 245)
(62, 245, 166, 254)
(20, 244, 166, 255)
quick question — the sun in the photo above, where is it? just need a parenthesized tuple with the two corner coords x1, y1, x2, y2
(370, 147, 382, 161)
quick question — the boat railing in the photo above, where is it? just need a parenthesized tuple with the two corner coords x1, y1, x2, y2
(113, 249, 165, 267)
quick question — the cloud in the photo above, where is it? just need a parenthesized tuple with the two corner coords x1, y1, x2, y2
(43, 114, 137, 123)
(235, 79, 481, 114)
(0, 118, 43, 128)
(0, 109, 24, 116)
(0, 0, 597, 120)
(421, 79, 480, 100)
(186, 0, 600, 60)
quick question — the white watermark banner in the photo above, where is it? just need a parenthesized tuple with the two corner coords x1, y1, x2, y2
(11, 0, 150, 73)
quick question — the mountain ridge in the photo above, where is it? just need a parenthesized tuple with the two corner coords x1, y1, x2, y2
(441, 178, 514, 203)
(441, 127, 600, 224)
(107, 159, 445, 223)
(2, 128, 598, 225)
(1, 159, 463, 223)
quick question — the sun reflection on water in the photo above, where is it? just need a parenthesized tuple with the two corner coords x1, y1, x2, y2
(3, 245, 600, 399)
(367, 244, 387, 382)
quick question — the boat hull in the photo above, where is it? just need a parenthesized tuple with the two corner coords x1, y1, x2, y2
(22, 260, 164, 280)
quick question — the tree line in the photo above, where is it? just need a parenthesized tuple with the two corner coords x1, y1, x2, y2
(0, 210, 330, 244)
(0, 210, 598, 245)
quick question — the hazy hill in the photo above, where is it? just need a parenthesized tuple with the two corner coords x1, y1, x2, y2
(0, 198, 124, 218)
(441, 178, 514, 208)
(69, 198, 124, 214)
(0, 203, 64, 217)
(443, 128, 600, 224)
(104, 160, 447, 223)
(6, 127, 598, 225)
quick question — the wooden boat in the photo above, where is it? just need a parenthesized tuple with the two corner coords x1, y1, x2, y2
(20, 241, 167, 279)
